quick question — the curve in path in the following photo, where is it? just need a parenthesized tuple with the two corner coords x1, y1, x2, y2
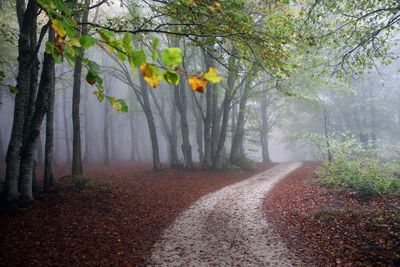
(149, 162, 303, 267)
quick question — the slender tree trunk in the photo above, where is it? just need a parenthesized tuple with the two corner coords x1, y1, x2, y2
(169, 100, 179, 167)
(62, 87, 71, 163)
(4, 0, 38, 201)
(171, 39, 193, 169)
(210, 85, 220, 162)
(103, 101, 110, 165)
(260, 93, 271, 163)
(213, 51, 237, 169)
(138, 73, 162, 171)
(230, 70, 254, 164)
(71, 0, 89, 176)
(72, 57, 83, 176)
(202, 50, 214, 168)
(149, 88, 178, 168)
(129, 111, 136, 161)
(44, 36, 55, 188)
(19, 25, 55, 201)
(0, 88, 4, 163)
(192, 93, 204, 162)
(83, 83, 90, 163)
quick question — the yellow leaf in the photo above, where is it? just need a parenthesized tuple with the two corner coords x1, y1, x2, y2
(112, 100, 122, 112)
(51, 19, 67, 38)
(65, 38, 81, 47)
(188, 76, 208, 93)
(140, 63, 161, 89)
(202, 67, 223, 83)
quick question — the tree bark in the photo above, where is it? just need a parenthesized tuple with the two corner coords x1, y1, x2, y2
(19, 25, 55, 201)
(169, 98, 179, 167)
(138, 72, 162, 171)
(0, 88, 4, 163)
(230, 69, 254, 164)
(192, 93, 204, 162)
(44, 30, 56, 188)
(4, 0, 38, 201)
(71, 0, 90, 177)
(62, 86, 71, 163)
(171, 39, 193, 169)
(129, 110, 136, 161)
(213, 51, 237, 169)
(260, 92, 271, 163)
(202, 49, 214, 168)
(83, 82, 90, 163)
(103, 100, 110, 165)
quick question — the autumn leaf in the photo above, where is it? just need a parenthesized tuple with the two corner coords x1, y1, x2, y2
(140, 63, 161, 89)
(202, 67, 222, 83)
(188, 76, 208, 93)
(65, 38, 81, 47)
(51, 19, 67, 37)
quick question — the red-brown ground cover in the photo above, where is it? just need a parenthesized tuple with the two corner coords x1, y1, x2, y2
(0, 161, 274, 267)
(263, 162, 400, 266)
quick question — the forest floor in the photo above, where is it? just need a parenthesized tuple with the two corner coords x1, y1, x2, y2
(0, 161, 275, 267)
(263, 162, 400, 266)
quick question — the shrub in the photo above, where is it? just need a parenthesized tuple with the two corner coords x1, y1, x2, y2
(316, 139, 400, 197)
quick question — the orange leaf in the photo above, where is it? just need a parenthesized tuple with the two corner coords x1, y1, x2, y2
(188, 76, 208, 93)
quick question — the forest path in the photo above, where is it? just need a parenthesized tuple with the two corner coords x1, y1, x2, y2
(149, 162, 303, 267)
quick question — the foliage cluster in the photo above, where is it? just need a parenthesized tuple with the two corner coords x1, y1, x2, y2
(316, 138, 400, 197)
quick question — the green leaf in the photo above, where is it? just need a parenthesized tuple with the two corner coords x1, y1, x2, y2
(99, 29, 116, 45)
(93, 90, 105, 102)
(116, 50, 126, 61)
(123, 33, 133, 48)
(152, 37, 160, 61)
(161, 47, 182, 68)
(86, 60, 100, 74)
(129, 49, 146, 68)
(64, 47, 76, 67)
(107, 97, 128, 112)
(163, 70, 179, 85)
(86, 71, 97, 85)
(80, 35, 97, 49)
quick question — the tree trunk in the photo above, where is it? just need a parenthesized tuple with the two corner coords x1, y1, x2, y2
(72, 57, 83, 176)
(171, 39, 193, 169)
(62, 86, 71, 163)
(149, 88, 178, 168)
(83, 83, 90, 163)
(230, 70, 254, 164)
(202, 49, 214, 168)
(129, 111, 136, 161)
(44, 34, 55, 189)
(0, 88, 4, 163)
(19, 26, 55, 201)
(103, 100, 110, 165)
(213, 52, 237, 169)
(4, 0, 38, 201)
(260, 92, 271, 163)
(192, 93, 204, 162)
(71, 0, 90, 177)
(138, 71, 162, 171)
(169, 99, 179, 167)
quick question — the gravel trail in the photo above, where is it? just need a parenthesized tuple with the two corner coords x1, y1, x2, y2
(149, 162, 303, 267)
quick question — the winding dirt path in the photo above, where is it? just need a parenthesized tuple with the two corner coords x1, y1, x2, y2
(149, 162, 303, 267)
